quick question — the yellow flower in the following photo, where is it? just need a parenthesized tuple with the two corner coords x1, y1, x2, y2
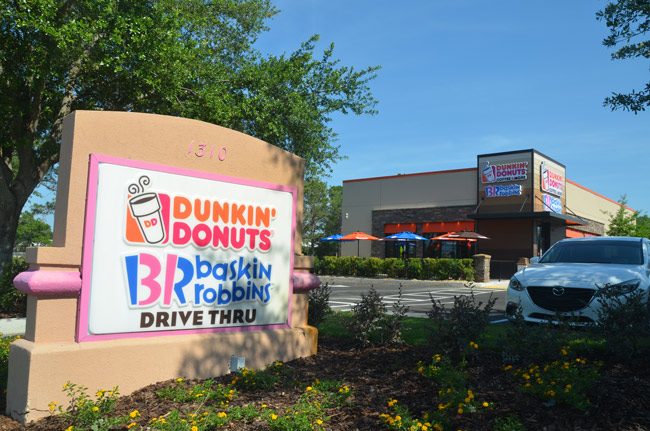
(433, 354, 442, 363)
(65, 427, 74, 431)
(560, 348, 569, 356)
(91, 406, 99, 413)
(176, 377, 184, 383)
(127, 422, 137, 429)
(503, 365, 513, 371)
(96, 390, 105, 397)
(271, 414, 278, 420)
(217, 412, 227, 418)
(387, 399, 398, 407)
(457, 407, 464, 415)
(482, 401, 489, 408)
(191, 426, 198, 431)
(129, 410, 140, 419)
(316, 419, 323, 425)
(306, 386, 313, 392)
(261, 403, 268, 408)
(395, 415, 402, 421)
(48, 401, 57, 413)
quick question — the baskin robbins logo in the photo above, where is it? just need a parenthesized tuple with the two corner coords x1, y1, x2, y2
(121, 173, 284, 331)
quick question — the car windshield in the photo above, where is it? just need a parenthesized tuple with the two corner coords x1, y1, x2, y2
(540, 240, 643, 265)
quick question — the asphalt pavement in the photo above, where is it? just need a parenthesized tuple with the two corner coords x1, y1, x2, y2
(319, 276, 509, 322)
(0, 277, 509, 336)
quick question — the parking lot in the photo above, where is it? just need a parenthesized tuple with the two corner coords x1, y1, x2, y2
(318, 276, 509, 322)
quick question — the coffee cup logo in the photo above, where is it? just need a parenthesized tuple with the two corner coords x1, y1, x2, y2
(481, 162, 496, 183)
(128, 176, 166, 244)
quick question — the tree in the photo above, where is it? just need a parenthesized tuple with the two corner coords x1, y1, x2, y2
(597, 1, 650, 113)
(15, 211, 52, 252)
(302, 179, 342, 256)
(0, 0, 379, 271)
(606, 195, 640, 236)
(636, 214, 650, 238)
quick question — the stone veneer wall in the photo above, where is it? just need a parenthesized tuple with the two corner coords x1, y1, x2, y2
(371, 205, 476, 257)
(567, 217, 604, 236)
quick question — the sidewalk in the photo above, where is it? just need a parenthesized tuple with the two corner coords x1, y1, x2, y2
(0, 318, 26, 337)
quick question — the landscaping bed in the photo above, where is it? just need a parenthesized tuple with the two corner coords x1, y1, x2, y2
(0, 327, 644, 430)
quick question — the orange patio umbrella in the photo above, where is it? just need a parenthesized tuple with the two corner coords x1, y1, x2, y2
(340, 231, 379, 256)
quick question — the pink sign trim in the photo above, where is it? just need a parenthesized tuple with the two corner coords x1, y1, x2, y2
(78, 154, 297, 342)
(14, 270, 81, 297)
(292, 272, 321, 293)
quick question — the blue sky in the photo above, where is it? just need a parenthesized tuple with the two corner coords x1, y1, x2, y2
(255, 1, 649, 213)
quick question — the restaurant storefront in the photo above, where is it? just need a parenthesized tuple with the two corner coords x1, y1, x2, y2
(341, 149, 632, 278)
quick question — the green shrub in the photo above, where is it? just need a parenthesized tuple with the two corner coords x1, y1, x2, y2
(314, 256, 337, 275)
(404, 259, 422, 279)
(0, 257, 29, 316)
(357, 257, 383, 277)
(347, 286, 409, 347)
(493, 415, 526, 431)
(595, 288, 650, 360)
(427, 283, 496, 361)
(337, 256, 360, 276)
(314, 256, 474, 280)
(0, 334, 20, 408)
(308, 282, 332, 327)
(382, 258, 405, 278)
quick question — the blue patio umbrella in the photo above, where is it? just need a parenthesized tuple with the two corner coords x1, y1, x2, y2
(320, 233, 345, 242)
(383, 231, 428, 241)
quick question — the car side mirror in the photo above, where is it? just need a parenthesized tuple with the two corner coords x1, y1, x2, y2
(530, 256, 540, 264)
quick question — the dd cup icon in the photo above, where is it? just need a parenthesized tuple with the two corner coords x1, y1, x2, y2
(129, 192, 165, 244)
(482, 163, 496, 183)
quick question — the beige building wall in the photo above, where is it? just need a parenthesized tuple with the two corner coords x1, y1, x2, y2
(341, 169, 477, 256)
(566, 180, 632, 232)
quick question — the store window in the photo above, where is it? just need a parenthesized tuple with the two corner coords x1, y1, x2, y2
(385, 241, 417, 259)
(423, 233, 476, 259)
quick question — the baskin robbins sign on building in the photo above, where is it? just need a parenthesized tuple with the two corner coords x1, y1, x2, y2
(78, 154, 295, 341)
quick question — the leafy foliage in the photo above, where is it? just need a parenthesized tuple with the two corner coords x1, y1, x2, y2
(596, 288, 650, 360)
(347, 286, 409, 347)
(14, 211, 52, 251)
(0, 0, 379, 270)
(605, 195, 641, 236)
(597, 0, 650, 113)
(427, 284, 496, 361)
(302, 180, 342, 256)
(307, 282, 332, 327)
(314, 256, 475, 280)
(0, 257, 28, 316)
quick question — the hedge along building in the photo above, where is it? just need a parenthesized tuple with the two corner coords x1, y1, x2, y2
(7, 111, 320, 423)
(341, 149, 631, 278)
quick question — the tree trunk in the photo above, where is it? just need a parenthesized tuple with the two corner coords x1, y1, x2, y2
(0, 201, 20, 273)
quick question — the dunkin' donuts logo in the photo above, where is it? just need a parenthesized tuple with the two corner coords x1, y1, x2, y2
(126, 176, 169, 245)
(124, 175, 277, 252)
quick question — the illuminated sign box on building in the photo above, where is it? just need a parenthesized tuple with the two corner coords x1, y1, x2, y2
(79, 154, 296, 341)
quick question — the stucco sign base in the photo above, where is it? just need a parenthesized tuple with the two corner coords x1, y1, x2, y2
(6, 111, 321, 423)
(7, 295, 317, 422)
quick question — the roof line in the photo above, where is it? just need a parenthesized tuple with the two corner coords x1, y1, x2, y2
(566, 179, 635, 212)
(343, 167, 477, 183)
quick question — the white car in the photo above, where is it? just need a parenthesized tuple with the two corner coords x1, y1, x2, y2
(506, 237, 650, 324)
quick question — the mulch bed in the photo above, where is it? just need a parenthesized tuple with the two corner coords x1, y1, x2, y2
(1, 336, 649, 430)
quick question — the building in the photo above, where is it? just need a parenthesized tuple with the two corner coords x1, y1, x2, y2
(341, 149, 630, 278)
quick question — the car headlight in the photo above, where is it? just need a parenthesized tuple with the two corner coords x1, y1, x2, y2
(599, 279, 640, 296)
(508, 276, 525, 291)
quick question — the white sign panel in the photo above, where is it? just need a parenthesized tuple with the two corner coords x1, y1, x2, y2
(540, 162, 564, 197)
(79, 155, 295, 340)
(481, 161, 528, 184)
(484, 184, 522, 198)
(542, 193, 563, 213)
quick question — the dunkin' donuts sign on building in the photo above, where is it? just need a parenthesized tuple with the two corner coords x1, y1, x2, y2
(78, 154, 296, 341)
